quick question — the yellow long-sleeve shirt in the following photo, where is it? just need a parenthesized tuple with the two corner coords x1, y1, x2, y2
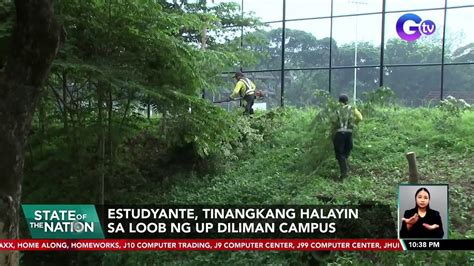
(354, 107, 363, 122)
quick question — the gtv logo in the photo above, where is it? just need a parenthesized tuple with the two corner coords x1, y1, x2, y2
(396, 13, 436, 42)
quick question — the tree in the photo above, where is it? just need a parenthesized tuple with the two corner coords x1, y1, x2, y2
(19, 0, 264, 211)
(0, 0, 62, 265)
(244, 28, 333, 106)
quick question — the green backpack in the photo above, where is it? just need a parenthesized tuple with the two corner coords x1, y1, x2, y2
(335, 105, 356, 131)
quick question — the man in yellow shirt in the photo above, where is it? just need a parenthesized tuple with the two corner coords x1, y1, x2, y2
(333, 94, 363, 180)
(229, 72, 256, 115)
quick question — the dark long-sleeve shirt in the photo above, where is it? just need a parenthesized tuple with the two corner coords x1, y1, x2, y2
(400, 208, 444, 239)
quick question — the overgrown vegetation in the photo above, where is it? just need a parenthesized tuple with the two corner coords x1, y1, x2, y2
(94, 91, 472, 265)
(0, 0, 470, 264)
(21, 88, 473, 264)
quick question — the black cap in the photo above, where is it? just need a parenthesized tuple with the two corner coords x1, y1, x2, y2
(234, 71, 244, 79)
(339, 94, 349, 104)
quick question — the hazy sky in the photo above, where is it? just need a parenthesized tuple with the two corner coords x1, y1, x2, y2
(210, 0, 474, 49)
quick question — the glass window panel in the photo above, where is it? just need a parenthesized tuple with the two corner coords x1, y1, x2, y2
(445, 7, 474, 63)
(285, 19, 331, 68)
(331, 67, 380, 100)
(284, 70, 329, 106)
(386, 0, 445, 11)
(384, 66, 441, 106)
(243, 22, 282, 71)
(244, 0, 283, 22)
(384, 10, 444, 64)
(247, 71, 282, 108)
(286, 0, 331, 20)
(447, 0, 474, 7)
(333, 0, 382, 16)
(443, 64, 474, 103)
(332, 14, 382, 66)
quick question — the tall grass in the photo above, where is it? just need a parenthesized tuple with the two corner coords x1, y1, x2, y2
(102, 105, 473, 265)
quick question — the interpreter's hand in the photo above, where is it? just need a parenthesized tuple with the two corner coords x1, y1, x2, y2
(402, 213, 419, 231)
(422, 223, 440, 230)
(402, 213, 419, 225)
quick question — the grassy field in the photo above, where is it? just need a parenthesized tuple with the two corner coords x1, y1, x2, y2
(100, 106, 473, 265)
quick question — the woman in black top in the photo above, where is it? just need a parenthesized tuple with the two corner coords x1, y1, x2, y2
(400, 187, 444, 239)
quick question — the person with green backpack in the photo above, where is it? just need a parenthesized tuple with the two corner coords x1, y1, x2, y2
(333, 94, 363, 180)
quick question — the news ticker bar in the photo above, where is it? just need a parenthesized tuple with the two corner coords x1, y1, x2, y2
(0, 239, 403, 251)
(0, 239, 472, 251)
